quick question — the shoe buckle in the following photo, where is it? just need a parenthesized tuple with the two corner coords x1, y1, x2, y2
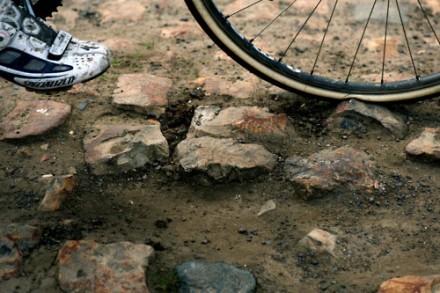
(49, 30, 72, 60)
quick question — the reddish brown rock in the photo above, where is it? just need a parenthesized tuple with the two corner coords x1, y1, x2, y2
(405, 128, 440, 161)
(113, 73, 171, 117)
(0, 100, 71, 140)
(38, 174, 79, 212)
(84, 121, 169, 175)
(285, 147, 377, 200)
(379, 275, 440, 293)
(188, 106, 287, 141)
(57, 240, 154, 293)
(0, 238, 22, 280)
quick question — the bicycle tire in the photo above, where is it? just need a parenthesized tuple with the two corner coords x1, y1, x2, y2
(32, 0, 63, 19)
(13, 0, 62, 19)
(185, 0, 440, 102)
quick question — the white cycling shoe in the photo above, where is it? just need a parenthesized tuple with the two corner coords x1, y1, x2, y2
(0, 0, 111, 91)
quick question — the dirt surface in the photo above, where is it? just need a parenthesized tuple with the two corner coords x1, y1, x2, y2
(0, 0, 440, 292)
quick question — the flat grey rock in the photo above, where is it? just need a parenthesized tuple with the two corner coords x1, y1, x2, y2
(326, 99, 407, 138)
(84, 120, 169, 175)
(175, 136, 277, 183)
(176, 261, 256, 293)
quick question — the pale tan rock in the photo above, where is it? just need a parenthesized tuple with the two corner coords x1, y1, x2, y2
(299, 229, 337, 256)
(113, 73, 171, 117)
(405, 128, 440, 161)
(379, 275, 440, 293)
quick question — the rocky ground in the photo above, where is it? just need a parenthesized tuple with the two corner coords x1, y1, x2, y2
(1, 0, 440, 292)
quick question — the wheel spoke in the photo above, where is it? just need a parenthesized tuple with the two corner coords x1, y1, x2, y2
(416, 0, 440, 45)
(311, 0, 339, 76)
(225, 0, 263, 18)
(250, 0, 298, 43)
(346, 0, 378, 83)
(381, 0, 391, 84)
(278, 0, 324, 62)
(396, 0, 419, 81)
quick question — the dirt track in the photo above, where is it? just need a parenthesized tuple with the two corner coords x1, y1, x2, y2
(0, 0, 440, 292)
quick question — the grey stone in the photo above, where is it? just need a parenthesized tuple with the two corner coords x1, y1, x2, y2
(187, 106, 287, 141)
(174, 137, 277, 183)
(0, 238, 21, 280)
(176, 261, 256, 293)
(57, 240, 154, 293)
(0, 223, 40, 280)
(285, 147, 377, 200)
(0, 224, 41, 251)
(405, 128, 440, 161)
(325, 99, 407, 138)
(84, 121, 169, 175)
(0, 100, 71, 140)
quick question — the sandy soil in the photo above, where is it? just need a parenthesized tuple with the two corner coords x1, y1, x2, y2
(0, 0, 439, 292)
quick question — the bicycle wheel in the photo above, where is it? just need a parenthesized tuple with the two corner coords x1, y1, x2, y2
(185, 0, 440, 102)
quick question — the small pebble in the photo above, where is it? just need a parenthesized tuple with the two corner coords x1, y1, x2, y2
(238, 227, 247, 234)
(77, 102, 87, 111)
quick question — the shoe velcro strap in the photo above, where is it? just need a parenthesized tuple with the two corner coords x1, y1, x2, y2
(49, 30, 72, 60)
